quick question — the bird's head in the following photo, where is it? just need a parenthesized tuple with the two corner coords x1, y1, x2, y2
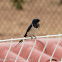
(32, 19, 40, 24)
(32, 19, 40, 28)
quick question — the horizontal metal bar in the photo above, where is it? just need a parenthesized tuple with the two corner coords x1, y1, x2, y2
(0, 34, 62, 42)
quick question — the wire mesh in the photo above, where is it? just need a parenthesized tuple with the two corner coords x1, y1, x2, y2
(3, 40, 13, 62)
(15, 39, 24, 62)
(26, 38, 37, 62)
(0, 34, 62, 62)
(50, 34, 61, 62)
(38, 36, 49, 62)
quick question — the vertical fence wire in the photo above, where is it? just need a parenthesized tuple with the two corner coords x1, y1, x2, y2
(26, 38, 37, 62)
(61, 58, 62, 62)
(38, 36, 49, 62)
(3, 40, 13, 62)
(15, 39, 24, 62)
(50, 34, 61, 62)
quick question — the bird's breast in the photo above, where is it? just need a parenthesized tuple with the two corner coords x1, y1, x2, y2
(27, 26, 38, 36)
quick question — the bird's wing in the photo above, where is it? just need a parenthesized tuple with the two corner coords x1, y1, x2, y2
(15, 24, 32, 47)
(19, 24, 32, 43)
(24, 24, 32, 37)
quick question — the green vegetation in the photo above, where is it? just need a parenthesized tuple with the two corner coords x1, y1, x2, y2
(12, 0, 24, 10)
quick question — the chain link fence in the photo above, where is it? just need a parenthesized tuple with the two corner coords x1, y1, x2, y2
(0, 0, 62, 39)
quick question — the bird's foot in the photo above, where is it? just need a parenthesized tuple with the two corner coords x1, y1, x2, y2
(31, 37, 33, 39)
(31, 36, 37, 39)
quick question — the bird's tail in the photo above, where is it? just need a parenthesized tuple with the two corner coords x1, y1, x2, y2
(14, 40, 23, 48)
(19, 40, 23, 43)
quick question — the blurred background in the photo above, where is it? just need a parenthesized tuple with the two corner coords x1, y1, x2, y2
(0, 0, 62, 39)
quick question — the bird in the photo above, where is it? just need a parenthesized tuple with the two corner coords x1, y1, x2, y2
(19, 19, 40, 42)
(14, 19, 40, 47)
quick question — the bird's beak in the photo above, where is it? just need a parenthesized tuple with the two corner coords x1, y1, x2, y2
(37, 22, 40, 27)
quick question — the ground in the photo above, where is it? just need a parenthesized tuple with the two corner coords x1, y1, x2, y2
(0, 0, 62, 39)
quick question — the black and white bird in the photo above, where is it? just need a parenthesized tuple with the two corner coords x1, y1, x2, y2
(15, 19, 40, 47)
(19, 19, 40, 42)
